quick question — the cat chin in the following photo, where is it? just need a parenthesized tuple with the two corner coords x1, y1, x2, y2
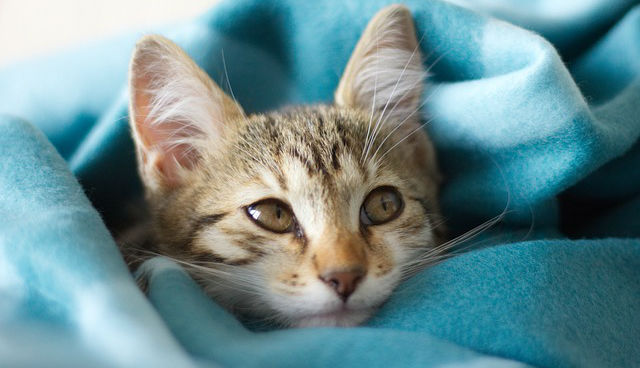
(288, 308, 373, 328)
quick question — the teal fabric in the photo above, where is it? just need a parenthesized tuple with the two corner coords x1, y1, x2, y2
(1, 0, 639, 367)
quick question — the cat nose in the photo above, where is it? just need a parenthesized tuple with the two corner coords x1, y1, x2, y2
(319, 268, 365, 301)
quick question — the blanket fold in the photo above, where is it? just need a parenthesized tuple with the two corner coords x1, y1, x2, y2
(0, 116, 198, 367)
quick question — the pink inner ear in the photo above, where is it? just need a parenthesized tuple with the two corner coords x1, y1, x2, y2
(152, 140, 199, 187)
(133, 77, 202, 187)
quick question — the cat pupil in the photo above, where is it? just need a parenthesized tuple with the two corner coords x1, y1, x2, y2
(381, 195, 389, 212)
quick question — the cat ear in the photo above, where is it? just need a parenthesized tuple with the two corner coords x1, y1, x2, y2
(335, 5, 425, 125)
(129, 35, 245, 190)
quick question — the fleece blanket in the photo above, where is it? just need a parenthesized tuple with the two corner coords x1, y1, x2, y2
(1, 0, 640, 367)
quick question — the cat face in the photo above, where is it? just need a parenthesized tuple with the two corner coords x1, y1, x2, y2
(128, 5, 442, 327)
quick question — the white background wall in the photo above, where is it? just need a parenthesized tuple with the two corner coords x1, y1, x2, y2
(0, 0, 220, 66)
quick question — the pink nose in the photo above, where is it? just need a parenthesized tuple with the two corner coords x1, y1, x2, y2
(319, 269, 365, 301)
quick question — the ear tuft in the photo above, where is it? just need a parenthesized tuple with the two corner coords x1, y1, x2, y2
(335, 5, 426, 126)
(129, 35, 245, 190)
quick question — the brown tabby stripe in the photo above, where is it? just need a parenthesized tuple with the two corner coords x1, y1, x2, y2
(331, 143, 341, 170)
(224, 230, 269, 256)
(289, 147, 316, 176)
(189, 213, 227, 240)
(308, 144, 328, 175)
(186, 214, 268, 265)
(192, 252, 254, 266)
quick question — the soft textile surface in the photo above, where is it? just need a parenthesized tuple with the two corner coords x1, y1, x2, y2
(1, 0, 639, 367)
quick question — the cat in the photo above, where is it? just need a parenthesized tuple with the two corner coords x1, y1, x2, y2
(126, 4, 443, 327)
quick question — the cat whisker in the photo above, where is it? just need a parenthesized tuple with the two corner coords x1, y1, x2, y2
(194, 271, 265, 297)
(363, 38, 422, 164)
(419, 213, 504, 261)
(362, 30, 434, 164)
(398, 230, 495, 281)
(375, 115, 434, 164)
(128, 248, 264, 293)
(370, 84, 442, 164)
(399, 155, 514, 280)
(361, 32, 380, 162)
(221, 49, 250, 124)
(397, 227, 516, 286)
(368, 50, 449, 166)
(367, 52, 443, 161)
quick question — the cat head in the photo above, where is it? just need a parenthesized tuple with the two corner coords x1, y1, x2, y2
(128, 4, 442, 327)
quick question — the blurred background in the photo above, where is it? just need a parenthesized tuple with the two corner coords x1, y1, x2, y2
(0, 0, 221, 67)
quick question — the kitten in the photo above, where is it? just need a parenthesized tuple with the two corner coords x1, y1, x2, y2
(127, 4, 443, 327)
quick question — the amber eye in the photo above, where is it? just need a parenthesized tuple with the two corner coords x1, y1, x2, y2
(246, 199, 295, 233)
(360, 186, 404, 225)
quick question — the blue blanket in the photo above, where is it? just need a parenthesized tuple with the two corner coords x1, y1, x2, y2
(1, 0, 639, 367)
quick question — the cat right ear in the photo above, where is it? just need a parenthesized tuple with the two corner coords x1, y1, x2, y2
(129, 35, 245, 191)
(335, 5, 425, 126)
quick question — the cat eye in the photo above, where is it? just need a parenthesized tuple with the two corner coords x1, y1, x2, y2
(360, 186, 404, 225)
(245, 199, 295, 233)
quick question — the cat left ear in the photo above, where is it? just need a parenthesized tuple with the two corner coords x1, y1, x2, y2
(335, 5, 425, 125)
(129, 35, 245, 191)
